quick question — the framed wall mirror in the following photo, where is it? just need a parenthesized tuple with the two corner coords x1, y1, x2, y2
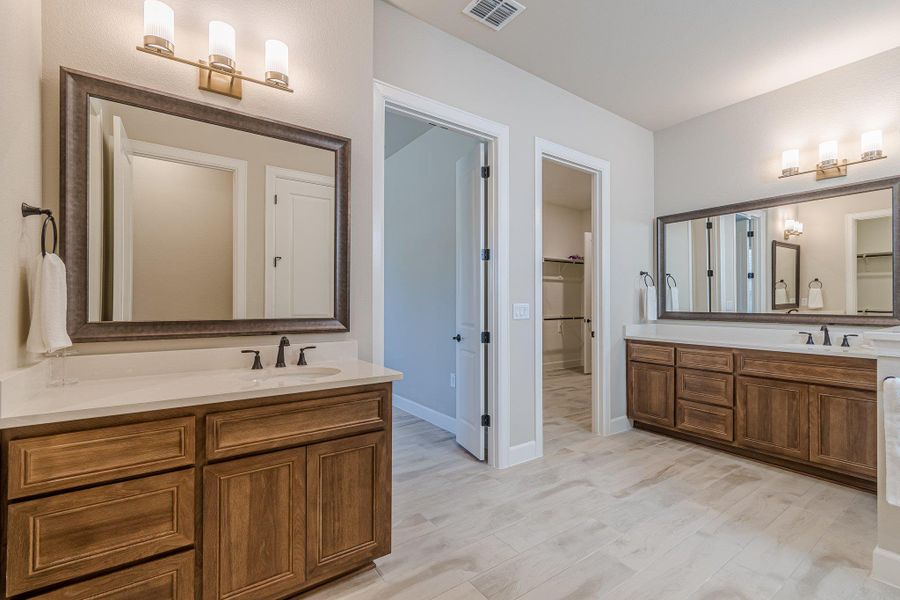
(60, 69, 350, 341)
(657, 176, 900, 325)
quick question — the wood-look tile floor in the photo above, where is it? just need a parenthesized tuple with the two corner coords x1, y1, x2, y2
(305, 367, 900, 600)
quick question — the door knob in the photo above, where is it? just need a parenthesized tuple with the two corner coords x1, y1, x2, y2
(452, 334, 462, 342)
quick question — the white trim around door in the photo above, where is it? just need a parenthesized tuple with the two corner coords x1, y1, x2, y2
(534, 137, 616, 462)
(373, 80, 512, 469)
(128, 139, 248, 319)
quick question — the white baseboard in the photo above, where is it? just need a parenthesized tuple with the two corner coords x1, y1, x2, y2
(393, 394, 456, 434)
(872, 546, 900, 589)
(607, 416, 632, 436)
(508, 440, 539, 467)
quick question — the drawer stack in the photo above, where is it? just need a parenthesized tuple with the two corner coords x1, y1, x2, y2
(675, 347, 735, 442)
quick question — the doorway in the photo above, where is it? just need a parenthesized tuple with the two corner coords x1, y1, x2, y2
(381, 108, 491, 462)
(535, 138, 613, 458)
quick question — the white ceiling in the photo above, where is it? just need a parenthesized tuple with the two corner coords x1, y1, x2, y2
(385, 0, 900, 130)
(542, 159, 591, 210)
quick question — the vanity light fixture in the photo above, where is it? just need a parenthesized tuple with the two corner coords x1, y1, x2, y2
(784, 219, 804, 240)
(779, 131, 886, 181)
(136, 0, 293, 100)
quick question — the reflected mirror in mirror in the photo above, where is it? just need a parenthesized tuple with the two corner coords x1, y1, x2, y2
(86, 98, 336, 322)
(662, 187, 893, 316)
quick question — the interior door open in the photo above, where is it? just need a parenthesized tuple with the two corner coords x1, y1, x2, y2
(111, 115, 134, 321)
(454, 142, 487, 461)
(583, 232, 593, 375)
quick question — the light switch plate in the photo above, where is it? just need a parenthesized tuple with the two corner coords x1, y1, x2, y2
(513, 303, 530, 320)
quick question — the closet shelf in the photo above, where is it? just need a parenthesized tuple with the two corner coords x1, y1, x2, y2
(543, 315, 584, 321)
(857, 252, 892, 259)
(543, 257, 584, 265)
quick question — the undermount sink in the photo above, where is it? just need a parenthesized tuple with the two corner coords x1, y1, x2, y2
(240, 367, 342, 384)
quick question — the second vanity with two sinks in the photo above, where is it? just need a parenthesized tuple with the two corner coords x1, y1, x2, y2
(0, 342, 401, 599)
(625, 322, 879, 492)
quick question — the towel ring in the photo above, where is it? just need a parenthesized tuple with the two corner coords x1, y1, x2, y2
(808, 278, 823, 289)
(665, 273, 677, 289)
(41, 215, 58, 257)
(639, 271, 655, 288)
(775, 279, 788, 290)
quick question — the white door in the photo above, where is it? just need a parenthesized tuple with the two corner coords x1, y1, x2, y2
(112, 116, 134, 321)
(583, 232, 593, 375)
(269, 171, 336, 318)
(454, 142, 487, 461)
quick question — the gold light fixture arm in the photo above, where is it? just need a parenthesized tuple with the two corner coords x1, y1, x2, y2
(778, 154, 886, 180)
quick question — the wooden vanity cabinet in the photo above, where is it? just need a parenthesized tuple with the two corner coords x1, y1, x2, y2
(0, 382, 393, 599)
(627, 341, 877, 491)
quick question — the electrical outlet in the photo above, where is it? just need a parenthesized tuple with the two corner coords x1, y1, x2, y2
(450, 373, 456, 388)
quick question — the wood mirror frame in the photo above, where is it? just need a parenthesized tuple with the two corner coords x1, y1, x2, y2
(656, 175, 900, 326)
(60, 68, 350, 341)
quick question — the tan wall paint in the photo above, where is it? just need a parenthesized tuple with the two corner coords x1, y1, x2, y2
(0, 0, 42, 371)
(39, 0, 374, 357)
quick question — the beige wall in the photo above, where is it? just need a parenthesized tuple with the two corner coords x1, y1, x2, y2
(0, 0, 42, 371)
(40, 0, 374, 356)
(131, 158, 233, 321)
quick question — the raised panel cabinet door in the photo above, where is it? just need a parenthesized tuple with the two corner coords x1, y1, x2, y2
(31, 552, 194, 599)
(627, 362, 675, 427)
(736, 376, 809, 460)
(306, 431, 391, 582)
(809, 385, 877, 479)
(203, 449, 306, 600)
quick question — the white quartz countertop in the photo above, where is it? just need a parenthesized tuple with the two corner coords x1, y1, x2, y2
(625, 322, 879, 359)
(0, 354, 402, 430)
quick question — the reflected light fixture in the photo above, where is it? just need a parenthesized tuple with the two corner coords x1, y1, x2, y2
(779, 131, 886, 181)
(137, 1, 293, 100)
(784, 219, 804, 240)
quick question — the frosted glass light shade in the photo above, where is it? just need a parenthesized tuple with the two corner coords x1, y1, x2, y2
(861, 130, 883, 160)
(781, 148, 799, 176)
(208, 21, 236, 70)
(265, 40, 289, 86)
(784, 219, 804, 237)
(143, 0, 175, 54)
(818, 140, 838, 167)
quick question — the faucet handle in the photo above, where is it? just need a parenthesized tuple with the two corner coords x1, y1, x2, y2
(798, 332, 814, 345)
(297, 346, 317, 366)
(241, 350, 263, 370)
(841, 334, 859, 348)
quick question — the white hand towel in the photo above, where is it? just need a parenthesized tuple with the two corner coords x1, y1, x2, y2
(807, 287, 824, 310)
(26, 253, 73, 355)
(884, 377, 900, 507)
(668, 287, 680, 312)
(642, 285, 657, 322)
(775, 287, 789, 305)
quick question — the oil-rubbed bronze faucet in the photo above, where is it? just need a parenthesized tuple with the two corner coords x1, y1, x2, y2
(820, 325, 832, 347)
(276, 336, 291, 367)
(298, 346, 317, 366)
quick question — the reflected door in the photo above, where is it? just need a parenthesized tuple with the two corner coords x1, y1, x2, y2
(111, 116, 134, 321)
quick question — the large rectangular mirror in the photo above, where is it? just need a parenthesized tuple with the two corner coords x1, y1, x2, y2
(658, 177, 900, 325)
(62, 69, 350, 341)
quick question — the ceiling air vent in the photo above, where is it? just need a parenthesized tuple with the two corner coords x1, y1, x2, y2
(463, 0, 526, 31)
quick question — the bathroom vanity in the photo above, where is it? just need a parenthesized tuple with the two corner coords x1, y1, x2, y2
(626, 324, 877, 491)
(0, 353, 400, 599)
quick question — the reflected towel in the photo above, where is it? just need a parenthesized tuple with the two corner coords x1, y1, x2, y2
(668, 287, 680, 312)
(885, 378, 900, 507)
(808, 287, 824, 310)
(775, 287, 789, 305)
(641, 285, 657, 322)
(26, 253, 73, 355)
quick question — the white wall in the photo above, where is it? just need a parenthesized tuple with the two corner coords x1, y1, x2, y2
(384, 126, 480, 419)
(38, 0, 374, 357)
(375, 1, 655, 445)
(654, 44, 900, 574)
(0, 0, 42, 372)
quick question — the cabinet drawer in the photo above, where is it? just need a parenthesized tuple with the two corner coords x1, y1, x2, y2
(207, 390, 388, 460)
(676, 399, 734, 442)
(677, 347, 733, 373)
(628, 342, 675, 366)
(736, 351, 876, 390)
(7, 470, 195, 596)
(677, 368, 734, 407)
(31, 552, 194, 599)
(8, 417, 195, 499)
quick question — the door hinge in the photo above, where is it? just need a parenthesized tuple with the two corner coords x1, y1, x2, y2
(481, 249, 491, 261)
(274, 256, 282, 268)
(274, 194, 278, 205)
(481, 331, 491, 344)
(748, 272, 755, 279)
(481, 414, 491, 427)
(481, 166, 491, 179)
(707, 269, 714, 278)
(706, 221, 713, 230)
(747, 230, 755, 238)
